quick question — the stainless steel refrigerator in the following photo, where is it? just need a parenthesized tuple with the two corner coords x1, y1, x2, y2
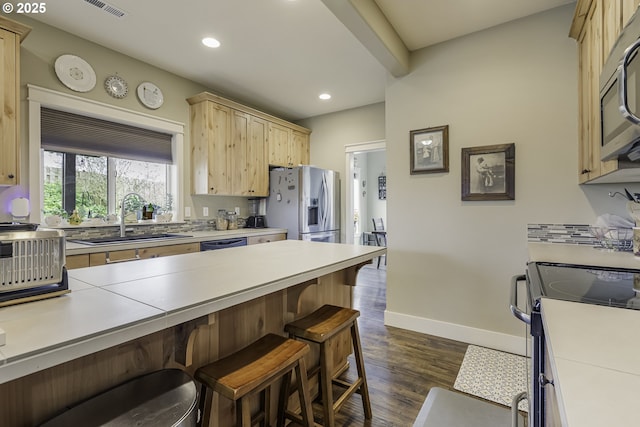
(266, 166, 340, 242)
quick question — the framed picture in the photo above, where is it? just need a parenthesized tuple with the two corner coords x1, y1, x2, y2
(461, 143, 515, 201)
(410, 125, 449, 174)
(378, 175, 386, 200)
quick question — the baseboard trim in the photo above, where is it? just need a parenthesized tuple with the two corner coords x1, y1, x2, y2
(384, 310, 527, 356)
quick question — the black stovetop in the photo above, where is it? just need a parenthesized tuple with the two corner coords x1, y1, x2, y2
(527, 262, 640, 310)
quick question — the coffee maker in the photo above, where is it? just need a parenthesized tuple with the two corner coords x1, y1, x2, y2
(247, 198, 266, 228)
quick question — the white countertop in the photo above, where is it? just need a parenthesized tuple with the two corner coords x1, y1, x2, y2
(529, 243, 640, 426)
(541, 298, 640, 427)
(65, 228, 288, 255)
(0, 240, 385, 384)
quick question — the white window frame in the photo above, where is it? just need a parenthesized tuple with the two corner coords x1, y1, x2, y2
(27, 84, 185, 224)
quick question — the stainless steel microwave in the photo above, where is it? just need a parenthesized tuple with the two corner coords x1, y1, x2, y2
(600, 8, 640, 161)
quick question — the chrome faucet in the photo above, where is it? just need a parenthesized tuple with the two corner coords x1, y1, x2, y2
(120, 192, 144, 237)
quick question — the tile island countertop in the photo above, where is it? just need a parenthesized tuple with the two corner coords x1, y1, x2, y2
(0, 240, 385, 384)
(528, 243, 640, 426)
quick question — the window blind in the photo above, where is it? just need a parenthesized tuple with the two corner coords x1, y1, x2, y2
(40, 108, 173, 164)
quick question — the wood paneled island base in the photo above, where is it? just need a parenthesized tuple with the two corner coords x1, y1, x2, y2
(0, 240, 382, 426)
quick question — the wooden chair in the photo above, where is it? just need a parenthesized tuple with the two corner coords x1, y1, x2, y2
(194, 333, 314, 427)
(371, 218, 387, 268)
(284, 305, 372, 427)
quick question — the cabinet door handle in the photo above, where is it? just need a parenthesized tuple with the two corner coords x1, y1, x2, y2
(581, 169, 590, 174)
(619, 37, 640, 125)
(7, 174, 14, 179)
(105, 249, 141, 264)
(105, 255, 141, 264)
(509, 275, 530, 324)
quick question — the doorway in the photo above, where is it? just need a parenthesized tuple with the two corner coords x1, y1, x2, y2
(344, 140, 386, 246)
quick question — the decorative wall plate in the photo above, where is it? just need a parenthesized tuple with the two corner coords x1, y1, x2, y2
(137, 81, 164, 109)
(104, 75, 129, 98)
(54, 54, 96, 92)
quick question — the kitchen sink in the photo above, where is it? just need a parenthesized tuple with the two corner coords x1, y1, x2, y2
(68, 233, 192, 246)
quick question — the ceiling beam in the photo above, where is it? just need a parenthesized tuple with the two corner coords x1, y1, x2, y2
(321, 0, 410, 77)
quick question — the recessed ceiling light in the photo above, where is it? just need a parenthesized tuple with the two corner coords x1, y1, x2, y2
(319, 93, 331, 100)
(202, 37, 221, 48)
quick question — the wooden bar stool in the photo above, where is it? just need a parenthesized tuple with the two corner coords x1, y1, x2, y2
(194, 333, 314, 427)
(284, 305, 372, 427)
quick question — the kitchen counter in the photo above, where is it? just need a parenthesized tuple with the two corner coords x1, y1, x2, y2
(528, 243, 640, 426)
(0, 240, 385, 385)
(65, 227, 288, 255)
(541, 298, 640, 427)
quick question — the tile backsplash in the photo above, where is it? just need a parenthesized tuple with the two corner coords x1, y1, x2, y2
(61, 219, 213, 240)
(527, 224, 597, 246)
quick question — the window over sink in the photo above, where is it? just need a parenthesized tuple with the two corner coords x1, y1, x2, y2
(27, 85, 185, 225)
(43, 151, 172, 220)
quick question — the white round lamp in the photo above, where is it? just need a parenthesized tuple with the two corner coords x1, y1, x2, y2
(10, 197, 30, 221)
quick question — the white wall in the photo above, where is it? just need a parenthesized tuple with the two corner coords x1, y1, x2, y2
(366, 150, 386, 232)
(302, 5, 640, 354)
(385, 4, 637, 352)
(353, 153, 368, 239)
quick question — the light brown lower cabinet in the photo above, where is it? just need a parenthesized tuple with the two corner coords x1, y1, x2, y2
(246, 233, 286, 245)
(138, 243, 200, 259)
(65, 254, 90, 270)
(88, 243, 200, 266)
(67, 237, 285, 269)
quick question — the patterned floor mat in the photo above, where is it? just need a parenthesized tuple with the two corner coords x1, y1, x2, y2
(453, 345, 529, 412)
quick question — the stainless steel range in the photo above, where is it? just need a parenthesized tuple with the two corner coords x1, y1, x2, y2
(510, 261, 640, 427)
(0, 223, 69, 307)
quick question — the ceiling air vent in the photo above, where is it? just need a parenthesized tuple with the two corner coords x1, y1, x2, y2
(83, 0, 126, 18)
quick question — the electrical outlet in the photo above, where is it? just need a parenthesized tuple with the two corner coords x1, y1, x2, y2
(203, 207, 209, 217)
(185, 206, 191, 218)
(234, 207, 240, 215)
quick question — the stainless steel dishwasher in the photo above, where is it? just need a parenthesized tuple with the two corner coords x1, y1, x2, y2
(200, 237, 247, 251)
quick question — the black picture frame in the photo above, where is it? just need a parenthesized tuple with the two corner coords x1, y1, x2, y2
(409, 125, 449, 174)
(461, 143, 515, 201)
(378, 175, 386, 200)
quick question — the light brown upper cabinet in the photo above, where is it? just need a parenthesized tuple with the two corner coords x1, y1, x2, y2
(188, 92, 310, 196)
(190, 100, 233, 195)
(268, 122, 291, 167)
(267, 124, 310, 168)
(233, 111, 269, 196)
(290, 129, 310, 167)
(571, 0, 640, 183)
(0, 17, 30, 187)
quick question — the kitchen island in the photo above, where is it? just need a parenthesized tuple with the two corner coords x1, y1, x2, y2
(0, 240, 385, 426)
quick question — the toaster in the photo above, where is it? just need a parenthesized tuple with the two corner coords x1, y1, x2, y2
(0, 225, 69, 307)
(246, 216, 266, 228)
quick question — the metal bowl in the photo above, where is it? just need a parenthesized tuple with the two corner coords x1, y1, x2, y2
(589, 226, 633, 251)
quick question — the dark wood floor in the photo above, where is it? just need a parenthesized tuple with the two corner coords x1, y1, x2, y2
(325, 261, 470, 426)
